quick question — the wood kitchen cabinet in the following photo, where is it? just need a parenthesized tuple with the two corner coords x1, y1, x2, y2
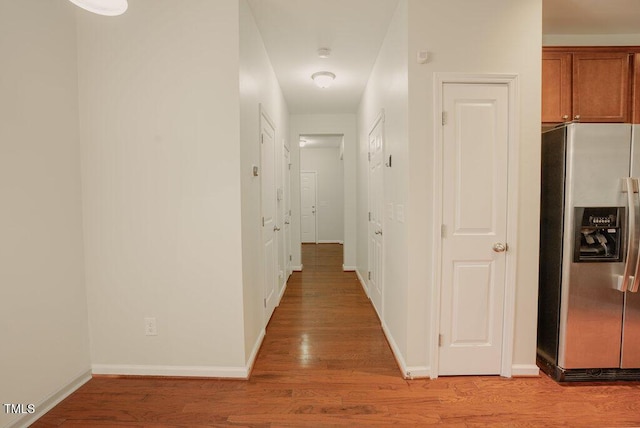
(542, 48, 634, 124)
(572, 52, 631, 123)
(542, 52, 572, 123)
(634, 53, 640, 124)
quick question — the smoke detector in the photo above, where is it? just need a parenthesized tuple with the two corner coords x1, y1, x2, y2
(318, 48, 331, 59)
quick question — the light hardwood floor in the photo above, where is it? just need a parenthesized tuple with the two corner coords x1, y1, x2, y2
(34, 244, 640, 427)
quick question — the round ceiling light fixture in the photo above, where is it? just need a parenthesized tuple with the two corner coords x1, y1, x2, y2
(311, 71, 336, 89)
(68, 0, 128, 16)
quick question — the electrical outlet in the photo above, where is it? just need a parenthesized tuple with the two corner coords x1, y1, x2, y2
(144, 317, 157, 336)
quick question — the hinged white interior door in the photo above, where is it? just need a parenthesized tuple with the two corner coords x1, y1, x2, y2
(368, 114, 384, 317)
(261, 112, 277, 322)
(283, 146, 292, 279)
(439, 82, 509, 376)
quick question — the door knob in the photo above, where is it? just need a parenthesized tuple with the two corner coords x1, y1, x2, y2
(375, 230, 383, 236)
(274, 226, 281, 232)
(492, 242, 507, 253)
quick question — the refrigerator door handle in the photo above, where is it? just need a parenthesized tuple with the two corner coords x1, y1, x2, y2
(619, 177, 638, 292)
(627, 178, 640, 293)
(631, 177, 640, 293)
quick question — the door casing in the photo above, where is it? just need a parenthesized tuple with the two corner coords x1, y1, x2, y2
(430, 73, 520, 378)
(300, 171, 318, 244)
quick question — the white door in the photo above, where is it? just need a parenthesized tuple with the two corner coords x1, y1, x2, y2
(439, 82, 509, 375)
(283, 146, 292, 279)
(261, 112, 278, 322)
(300, 171, 317, 243)
(368, 115, 384, 317)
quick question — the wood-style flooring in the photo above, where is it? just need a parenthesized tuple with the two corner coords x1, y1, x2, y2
(34, 244, 640, 427)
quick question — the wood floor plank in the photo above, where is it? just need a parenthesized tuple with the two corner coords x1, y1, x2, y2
(32, 244, 640, 427)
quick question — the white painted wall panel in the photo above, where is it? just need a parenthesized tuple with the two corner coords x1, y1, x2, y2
(239, 0, 290, 363)
(0, 1, 91, 426)
(406, 0, 542, 369)
(357, 0, 410, 367)
(78, 0, 246, 370)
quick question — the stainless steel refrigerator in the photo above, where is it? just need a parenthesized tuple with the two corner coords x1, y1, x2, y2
(538, 123, 640, 381)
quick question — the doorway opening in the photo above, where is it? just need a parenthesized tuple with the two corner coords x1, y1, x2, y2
(299, 134, 345, 248)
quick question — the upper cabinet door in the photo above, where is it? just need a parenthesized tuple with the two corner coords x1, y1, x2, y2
(542, 52, 572, 124)
(572, 52, 631, 123)
(634, 53, 640, 124)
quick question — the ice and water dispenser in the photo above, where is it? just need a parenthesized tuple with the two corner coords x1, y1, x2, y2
(574, 207, 624, 262)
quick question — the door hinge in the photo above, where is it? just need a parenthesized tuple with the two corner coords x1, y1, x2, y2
(289, 209, 292, 216)
(368, 212, 372, 221)
(263, 298, 267, 308)
(442, 111, 448, 126)
(368, 271, 371, 280)
(368, 152, 371, 162)
(288, 163, 291, 170)
(441, 224, 446, 238)
(261, 134, 264, 144)
(438, 334, 443, 347)
(289, 255, 292, 261)
(262, 217, 265, 227)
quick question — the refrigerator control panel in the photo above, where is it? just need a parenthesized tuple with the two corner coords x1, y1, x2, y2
(574, 207, 624, 263)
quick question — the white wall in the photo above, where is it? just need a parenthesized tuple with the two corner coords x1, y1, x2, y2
(405, 0, 542, 373)
(359, 0, 542, 377)
(356, 0, 410, 367)
(78, 0, 247, 375)
(290, 115, 357, 270)
(300, 148, 345, 243)
(240, 0, 290, 364)
(0, 1, 91, 426)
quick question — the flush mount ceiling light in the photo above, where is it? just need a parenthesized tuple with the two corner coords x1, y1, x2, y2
(311, 71, 336, 89)
(68, 0, 128, 16)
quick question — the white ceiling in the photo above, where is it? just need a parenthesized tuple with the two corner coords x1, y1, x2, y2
(248, 0, 640, 115)
(246, 0, 399, 115)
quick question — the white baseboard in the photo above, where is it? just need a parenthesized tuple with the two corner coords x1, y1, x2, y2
(317, 240, 343, 244)
(354, 272, 430, 380)
(245, 329, 266, 378)
(380, 322, 429, 379)
(292, 265, 303, 271)
(8, 368, 92, 428)
(355, 269, 369, 296)
(278, 280, 288, 303)
(342, 265, 356, 271)
(91, 364, 249, 379)
(511, 364, 540, 377)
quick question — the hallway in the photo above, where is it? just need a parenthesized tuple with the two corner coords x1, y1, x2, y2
(34, 244, 640, 426)
(252, 243, 399, 377)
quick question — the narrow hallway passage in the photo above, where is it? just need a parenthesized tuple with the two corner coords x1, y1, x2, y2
(251, 243, 400, 376)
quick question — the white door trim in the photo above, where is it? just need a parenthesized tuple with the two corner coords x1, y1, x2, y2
(300, 170, 318, 244)
(430, 73, 519, 378)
